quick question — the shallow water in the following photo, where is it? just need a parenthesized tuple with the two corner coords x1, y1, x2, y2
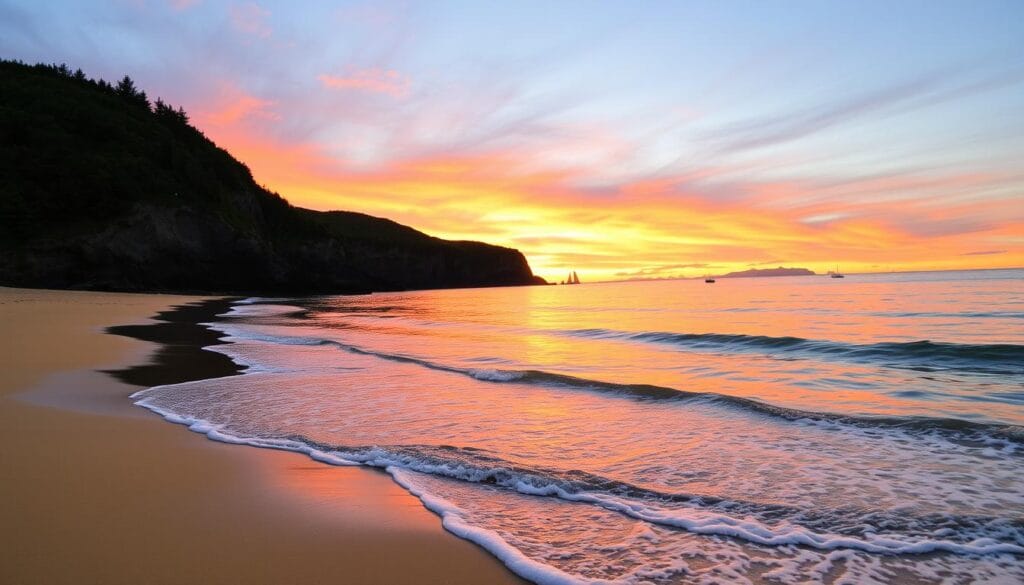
(135, 270, 1024, 584)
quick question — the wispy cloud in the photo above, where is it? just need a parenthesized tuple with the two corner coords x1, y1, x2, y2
(615, 263, 712, 278)
(193, 82, 278, 127)
(318, 69, 410, 97)
(704, 73, 946, 154)
(962, 249, 1007, 256)
(703, 67, 1024, 154)
(229, 2, 271, 38)
(169, 0, 200, 10)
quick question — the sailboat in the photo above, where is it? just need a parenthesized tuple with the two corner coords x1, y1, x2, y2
(830, 265, 845, 278)
(563, 271, 581, 285)
(704, 274, 716, 283)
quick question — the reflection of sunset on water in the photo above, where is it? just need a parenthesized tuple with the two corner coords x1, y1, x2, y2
(134, 270, 1024, 583)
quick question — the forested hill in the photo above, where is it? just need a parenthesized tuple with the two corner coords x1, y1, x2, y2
(0, 60, 544, 293)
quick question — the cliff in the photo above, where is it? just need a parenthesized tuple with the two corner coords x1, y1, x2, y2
(0, 60, 544, 294)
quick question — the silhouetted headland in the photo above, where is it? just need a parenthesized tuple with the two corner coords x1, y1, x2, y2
(717, 267, 815, 278)
(0, 60, 546, 294)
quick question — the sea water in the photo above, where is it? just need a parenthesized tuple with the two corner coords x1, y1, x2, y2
(134, 269, 1024, 584)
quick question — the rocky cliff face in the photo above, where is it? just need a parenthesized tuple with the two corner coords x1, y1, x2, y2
(0, 60, 543, 294)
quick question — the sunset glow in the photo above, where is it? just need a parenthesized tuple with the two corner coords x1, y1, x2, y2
(4, 1, 1021, 282)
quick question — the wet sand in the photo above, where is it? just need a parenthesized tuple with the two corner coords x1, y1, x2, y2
(0, 287, 526, 585)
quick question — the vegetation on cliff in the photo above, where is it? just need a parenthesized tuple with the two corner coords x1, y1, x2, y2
(0, 59, 543, 293)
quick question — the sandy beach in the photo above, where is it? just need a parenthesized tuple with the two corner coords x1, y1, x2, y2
(0, 287, 525, 585)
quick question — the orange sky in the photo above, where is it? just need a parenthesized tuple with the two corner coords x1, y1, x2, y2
(192, 101, 1023, 283)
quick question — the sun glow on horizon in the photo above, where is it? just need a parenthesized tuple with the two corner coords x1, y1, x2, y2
(5, 0, 1021, 282)
(194, 114, 1024, 283)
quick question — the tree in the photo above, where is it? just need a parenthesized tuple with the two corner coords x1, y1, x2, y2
(115, 75, 137, 98)
(115, 75, 150, 109)
(153, 98, 191, 128)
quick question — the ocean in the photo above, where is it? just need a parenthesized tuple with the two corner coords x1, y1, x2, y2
(133, 269, 1024, 584)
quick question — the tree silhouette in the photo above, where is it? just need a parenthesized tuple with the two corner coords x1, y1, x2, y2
(115, 75, 150, 109)
(115, 75, 137, 97)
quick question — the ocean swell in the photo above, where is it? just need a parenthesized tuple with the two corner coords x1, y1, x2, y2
(202, 324, 1024, 447)
(562, 328, 1024, 376)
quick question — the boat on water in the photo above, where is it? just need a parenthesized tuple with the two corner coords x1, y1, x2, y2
(830, 265, 845, 278)
(562, 271, 581, 285)
(704, 274, 716, 283)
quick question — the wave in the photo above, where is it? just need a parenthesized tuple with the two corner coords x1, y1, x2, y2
(466, 368, 1024, 448)
(124, 388, 1024, 558)
(204, 324, 1024, 447)
(871, 311, 1024, 320)
(221, 303, 1024, 376)
(562, 328, 1024, 375)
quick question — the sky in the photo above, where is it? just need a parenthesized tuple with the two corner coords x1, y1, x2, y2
(2, 0, 1023, 281)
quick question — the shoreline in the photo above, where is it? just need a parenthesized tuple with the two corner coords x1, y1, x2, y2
(0, 287, 527, 585)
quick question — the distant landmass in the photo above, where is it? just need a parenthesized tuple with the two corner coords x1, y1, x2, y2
(0, 60, 545, 294)
(717, 267, 816, 278)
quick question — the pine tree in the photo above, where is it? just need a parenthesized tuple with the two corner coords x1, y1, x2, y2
(115, 75, 137, 98)
(115, 75, 150, 110)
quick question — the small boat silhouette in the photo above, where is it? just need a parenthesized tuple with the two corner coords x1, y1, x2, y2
(830, 265, 845, 278)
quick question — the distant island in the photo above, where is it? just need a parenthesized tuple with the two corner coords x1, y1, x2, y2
(717, 267, 816, 279)
(0, 60, 545, 294)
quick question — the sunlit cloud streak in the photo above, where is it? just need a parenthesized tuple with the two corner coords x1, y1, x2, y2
(701, 67, 1024, 155)
(318, 69, 410, 97)
(963, 250, 1007, 256)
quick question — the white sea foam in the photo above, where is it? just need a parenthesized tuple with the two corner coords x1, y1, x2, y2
(468, 369, 525, 382)
(217, 303, 305, 318)
(235, 297, 293, 305)
(390, 468, 589, 585)
(132, 387, 360, 467)
(133, 377, 1024, 560)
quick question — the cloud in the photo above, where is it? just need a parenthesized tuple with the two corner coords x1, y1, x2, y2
(614, 263, 712, 277)
(192, 82, 278, 127)
(169, 0, 200, 10)
(703, 67, 1024, 154)
(318, 69, 410, 97)
(962, 249, 1007, 256)
(704, 73, 946, 154)
(801, 212, 850, 225)
(229, 2, 271, 38)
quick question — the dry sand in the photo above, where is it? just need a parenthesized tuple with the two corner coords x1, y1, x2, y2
(0, 287, 526, 585)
